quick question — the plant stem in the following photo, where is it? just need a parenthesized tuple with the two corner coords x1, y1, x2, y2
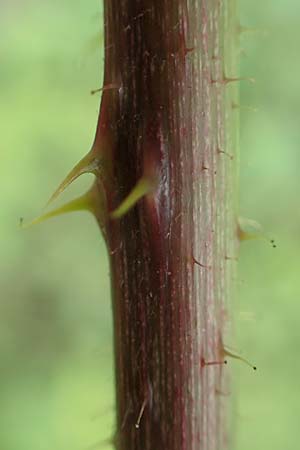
(98, 1, 239, 449)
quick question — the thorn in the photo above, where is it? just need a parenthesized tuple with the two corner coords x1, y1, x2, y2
(90, 82, 121, 95)
(223, 348, 257, 371)
(223, 76, 255, 85)
(46, 151, 100, 207)
(238, 217, 263, 240)
(238, 217, 276, 248)
(110, 176, 157, 219)
(135, 399, 147, 429)
(211, 75, 255, 85)
(20, 189, 96, 229)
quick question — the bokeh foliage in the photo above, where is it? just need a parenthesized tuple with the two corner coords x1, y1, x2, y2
(1, 1, 299, 449)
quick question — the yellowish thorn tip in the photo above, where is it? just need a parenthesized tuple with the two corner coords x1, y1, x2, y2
(111, 176, 156, 219)
(20, 191, 94, 229)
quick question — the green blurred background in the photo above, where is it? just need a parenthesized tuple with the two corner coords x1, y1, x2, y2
(1, 1, 299, 449)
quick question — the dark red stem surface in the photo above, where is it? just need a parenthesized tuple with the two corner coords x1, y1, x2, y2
(97, 1, 239, 449)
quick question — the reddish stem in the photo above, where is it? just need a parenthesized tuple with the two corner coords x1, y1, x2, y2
(95, 2, 239, 449)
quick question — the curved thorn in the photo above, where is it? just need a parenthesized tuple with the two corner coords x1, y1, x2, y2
(46, 152, 98, 207)
(238, 217, 276, 248)
(110, 176, 157, 219)
(21, 191, 94, 229)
